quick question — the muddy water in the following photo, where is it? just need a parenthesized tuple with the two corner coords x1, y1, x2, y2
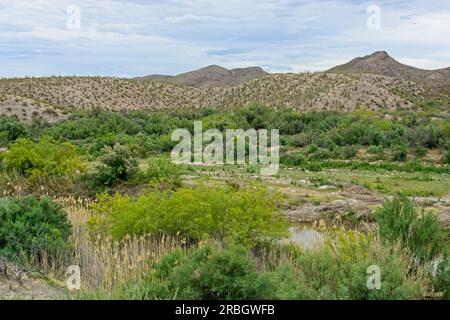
(287, 227, 325, 250)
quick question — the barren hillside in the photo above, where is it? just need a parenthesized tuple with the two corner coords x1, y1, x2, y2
(0, 72, 427, 114)
(134, 65, 267, 88)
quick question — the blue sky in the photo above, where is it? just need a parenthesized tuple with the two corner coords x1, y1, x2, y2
(0, 0, 449, 77)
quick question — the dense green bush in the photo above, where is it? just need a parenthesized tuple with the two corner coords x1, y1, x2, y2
(95, 144, 138, 186)
(0, 137, 85, 179)
(0, 117, 28, 146)
(116, 244, 274, 300)
(0, 196, 71, 264)
(89, 184, 288, 247)
(376, 195, 446, 263)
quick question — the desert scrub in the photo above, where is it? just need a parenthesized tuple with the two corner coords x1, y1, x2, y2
(88, 183, 288, 247)
(0, 196, 71, 266)
(1, 137, 86, 179)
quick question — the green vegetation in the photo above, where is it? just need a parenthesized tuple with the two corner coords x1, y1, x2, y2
(1, 105, 449, 300)
(0, 117, 27, 146)
(0, 196, 71, 264)
(94, 143, 138, 187)
(81, 230, 428, 300)
(89, 184, 288, 247)
(376, 195, 449, 298)
(2, 107, 449, 166)
(376, 195, 446, 263)
(1, 137, 86, 179)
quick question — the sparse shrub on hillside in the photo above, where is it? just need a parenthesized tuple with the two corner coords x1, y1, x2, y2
(1, 137, 85, 179)
(367, 145, 384, 155)
(0, 196, 71, 264)
(413, 147, 428, 158)
(307, 148, 335, 161)
(280, 153, 305, 166)
(340, 145, 359, 159)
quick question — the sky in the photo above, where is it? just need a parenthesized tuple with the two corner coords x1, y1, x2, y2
(0, 0, 449, 77)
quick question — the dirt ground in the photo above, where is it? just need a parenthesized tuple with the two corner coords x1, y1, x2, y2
(0, 275, 64, 300)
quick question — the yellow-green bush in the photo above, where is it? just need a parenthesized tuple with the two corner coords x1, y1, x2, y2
(89, 183, 288, 247)
(1, 137, 85, 179)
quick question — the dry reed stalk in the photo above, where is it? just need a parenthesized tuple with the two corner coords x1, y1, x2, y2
(33, 197, 184, 290)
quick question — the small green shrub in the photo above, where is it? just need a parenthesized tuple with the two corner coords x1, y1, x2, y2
(1, 137, 85, 179)
(367, 145, 384, 155)
(280, 153, 305, 166)
(340, 145, 358, 159)
(95, 143, 138, 186)
(0, 117, 28, 146)
(0, 196, 71, 264)
(391, 144, 408, 162)
(145, 156, 182, 188)
(414, 147, 428, 158)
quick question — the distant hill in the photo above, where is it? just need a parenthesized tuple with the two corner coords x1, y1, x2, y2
(0, 73, 426, 115)
(327, 51, 450, 96)
(134, 65, 268, 87)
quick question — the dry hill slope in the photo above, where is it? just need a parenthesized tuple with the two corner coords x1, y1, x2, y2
(134, 65, 268, 88)
(0, 72, 427, 113)
(327, 51, 450, 96)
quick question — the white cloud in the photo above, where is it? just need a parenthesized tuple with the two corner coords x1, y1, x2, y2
(163, 14, 204, 24)
(0, 0, 448, 77)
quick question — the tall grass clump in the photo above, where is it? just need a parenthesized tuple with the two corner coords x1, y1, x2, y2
(376, 195, 449, 298)
(54, 197, 183, 290)
(375, 195, 447, 263)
